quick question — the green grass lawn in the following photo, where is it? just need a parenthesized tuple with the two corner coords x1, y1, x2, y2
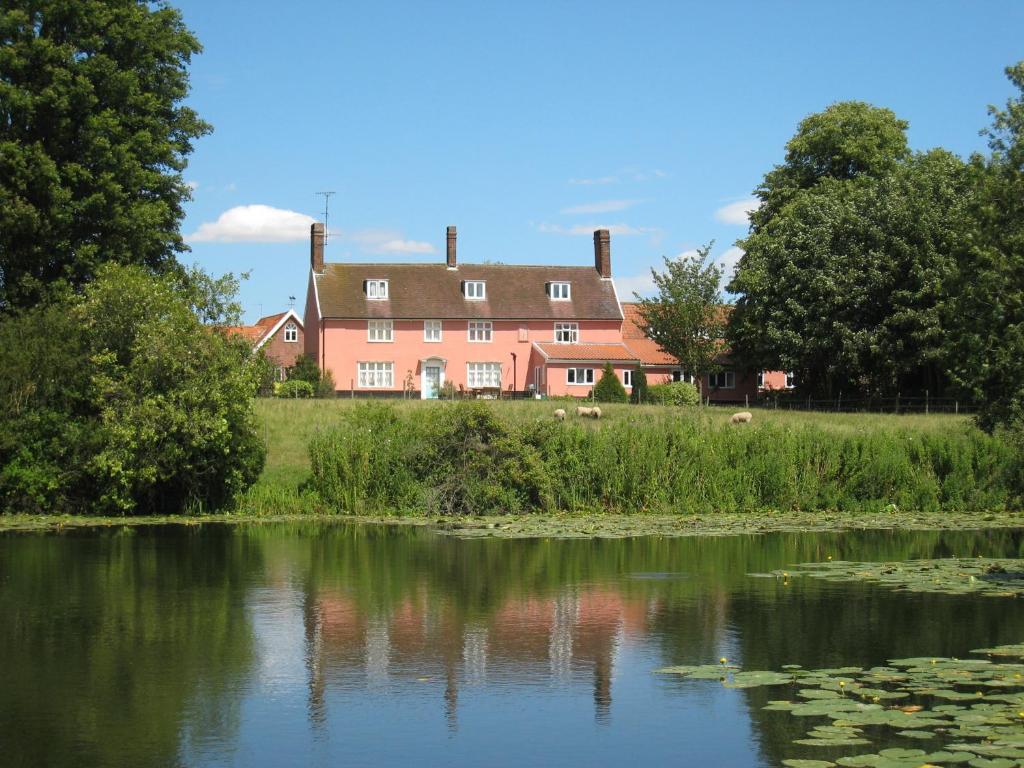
(253, 397, 975, 495)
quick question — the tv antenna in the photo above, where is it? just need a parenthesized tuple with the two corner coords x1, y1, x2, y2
(315, 191, 336, 240)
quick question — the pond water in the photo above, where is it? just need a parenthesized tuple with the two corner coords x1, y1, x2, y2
(2, 523, 1023, 767)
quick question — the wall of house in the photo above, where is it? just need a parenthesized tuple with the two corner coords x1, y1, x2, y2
(541, 361, 638, 398)
(322, 319, 622, 393)
(262, 322, 304, 371)
(303, 272, 321, 366)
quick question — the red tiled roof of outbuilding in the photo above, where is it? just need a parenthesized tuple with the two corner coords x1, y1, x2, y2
(533, 342, 639, 362)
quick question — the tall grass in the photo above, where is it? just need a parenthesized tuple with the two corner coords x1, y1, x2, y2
(307, 402, 1018, 516)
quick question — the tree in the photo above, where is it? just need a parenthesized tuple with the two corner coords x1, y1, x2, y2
(628, 365, 648, 404)
(0, 264, 265, 515)
(288, 353, 336, 398)
(634, 243, 725, 392)
(944, 61, 1024, 430)
(0, 0, 211, 312)
(593, 362, 628, 403)
(728, 102, 972, 398)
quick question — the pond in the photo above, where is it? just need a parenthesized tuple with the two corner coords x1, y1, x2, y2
(2, 523, 1023, 767)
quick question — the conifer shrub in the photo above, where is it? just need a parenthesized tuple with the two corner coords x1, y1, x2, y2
(629, 366, 648, 404)
(593, 362, 628, 403)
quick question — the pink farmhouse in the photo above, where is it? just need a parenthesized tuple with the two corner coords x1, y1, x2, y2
(303, 223, 788, 399)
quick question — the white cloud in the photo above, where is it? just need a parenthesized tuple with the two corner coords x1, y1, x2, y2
(716, 246, 744, 288)
(561, 199, 642, 215)
(714, 198, 759, 226)
(569, 169, 668, 186)
(674, 248, 702, 261)
(615, 272, 657, 299)
(349, 229, 436, 255)
(536, 222, 652, 236)
(569, 175, 618, 186)
(627, 168, 668, 182)
(185, 180, 199, 192)
(187, 204, 316, 243)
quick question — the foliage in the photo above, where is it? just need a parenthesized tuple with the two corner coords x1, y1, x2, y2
(285, 353, 335, 398)
(647, 381, 700, 406)
(306, 402, 1016, 516)
(0, 0, 211, 312)
(0, 264, 265, 515)
(438, 380, 457, 400)
(729, 101, 972, 399)
(634, 242, 725, 388)
(629, 366, 648, 404)
(943, 62, 1024, 431)
(275, 379, 314, 399)
(593, 362, 628, 403)
(316, 368, 336, 398)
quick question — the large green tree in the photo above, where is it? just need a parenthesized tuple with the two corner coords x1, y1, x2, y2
(634, 243, 725, 391)
(728, 102, 972, 398)
(0, 0, 210, 312)
(944, 62, 1024, 431)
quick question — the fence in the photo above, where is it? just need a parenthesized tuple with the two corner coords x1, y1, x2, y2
(751, 394, 975, 415)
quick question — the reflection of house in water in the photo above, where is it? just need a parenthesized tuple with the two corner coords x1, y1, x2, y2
(303, 586, 652, 726)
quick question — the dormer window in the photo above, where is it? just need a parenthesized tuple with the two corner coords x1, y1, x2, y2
(463, 280, 486, 300)
(283, 322, 298, 343)
(547, 282, 571, 300)
(365, 279, 389, 300)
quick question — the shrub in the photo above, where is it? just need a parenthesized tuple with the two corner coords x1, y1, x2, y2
(629, 366, 648, 404)
(276, 379, 315, 398)
(0, 265, 265, 515)
(593, 362, 628, 403)
(648, 381, 700, 406)
(288, 353, 335, 398)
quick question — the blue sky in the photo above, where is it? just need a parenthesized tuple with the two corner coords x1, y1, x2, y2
(175, 0, 1024, 322)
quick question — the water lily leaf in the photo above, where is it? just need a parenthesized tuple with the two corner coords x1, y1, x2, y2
(896, 730, 936, 739)
(782, 760, 836, 768)
(799, 689, 843, 699)
(725, 670, 795, 688)
(795, 737, 871, 747)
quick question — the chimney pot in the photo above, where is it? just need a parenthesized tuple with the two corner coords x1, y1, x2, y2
(593, 229, 611, 278)
(310, 222, 325, 273)
(446, 225, 457, 269)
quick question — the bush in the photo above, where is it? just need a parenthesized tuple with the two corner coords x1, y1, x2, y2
(648, 381, 700, 406)
(276, 379, 315, 398)
(288, 354, 335, 398)
(0, 265, 266, 516)
(629, 366, 648, 404)
(593, 362, 628, 403)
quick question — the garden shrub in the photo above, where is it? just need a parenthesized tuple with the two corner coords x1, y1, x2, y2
(593, 362, 628, 403)
(276, 379, 315, 398)
(0, 265, 266, 515)
(629, 366, 648, 404)
(647, 381, 700, 406)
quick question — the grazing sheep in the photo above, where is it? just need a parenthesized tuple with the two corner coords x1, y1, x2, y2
(575, 406, 593, 417)
(591, 406, 602, 419)
(730, 411, 753, 424)
(553, 409, 566, 421)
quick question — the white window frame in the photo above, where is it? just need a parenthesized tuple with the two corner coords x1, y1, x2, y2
(367, 319, 393, 343)
(424, 320, 442, 343)
(548, 282, 571, 300)
(283, 322, 298, 343)
(672, 370, 695, 384)
(623, 369, 633, 387)
(567, 368, 595, 386)
(365, 279, 389, 300)
(756, 370, 765, 388)
(357, 362, 394, 388)
(786, 371, 796, 389)
(554, 322, 579, 344)
(467, 362, 501, 388)
(464, 281, 486, 300)
(709, 371, 736, 389)
(468, 320, 492, 342)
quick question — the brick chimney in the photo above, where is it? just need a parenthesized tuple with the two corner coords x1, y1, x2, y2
(310, 222, 325, 273)
(446, 225, 457, 269)
(593, 228, 611, 278)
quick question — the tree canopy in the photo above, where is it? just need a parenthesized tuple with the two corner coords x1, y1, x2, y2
(0, 0, 210, 312)
(634, 243, 726, 388)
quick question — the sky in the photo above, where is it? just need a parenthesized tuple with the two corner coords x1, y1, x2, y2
(173, 0, 1024, 323)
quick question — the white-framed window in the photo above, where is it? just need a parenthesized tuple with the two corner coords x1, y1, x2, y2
(548, 282, 571, 300)
(756, 370, 765, 388)
(554, 322, 578, 344)
(365, 279, 389, 300)
(424, 320, 442, 342)
(358, 362, 394, 388)
(464, 281, 486, 300)
(567, 368, 595, 385)
(623, 369, 633, 387)
(467, 362, 501, 388)
(786, 371, 796, 389)
(672, 370, 695, 384)
(468, 321, 492, 342)
(283, 322, 298, 343)
(368, 319, 393, 342)
(709, 371, 736, 389)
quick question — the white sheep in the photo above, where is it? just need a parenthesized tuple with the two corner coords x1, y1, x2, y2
(730, 411, 753, 424)
(575, 406, 593, 418)
(553, 408, 566, 421)
(591, 406, 602, 419)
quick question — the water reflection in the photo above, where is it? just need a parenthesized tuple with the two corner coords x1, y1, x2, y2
(1, 524, 1022, 767)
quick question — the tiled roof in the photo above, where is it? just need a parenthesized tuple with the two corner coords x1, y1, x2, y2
(620, 303, 677, 365)
(314, 263, 622, 320)
(533, 342, 639, 362)
(224, 311, 301, 347)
